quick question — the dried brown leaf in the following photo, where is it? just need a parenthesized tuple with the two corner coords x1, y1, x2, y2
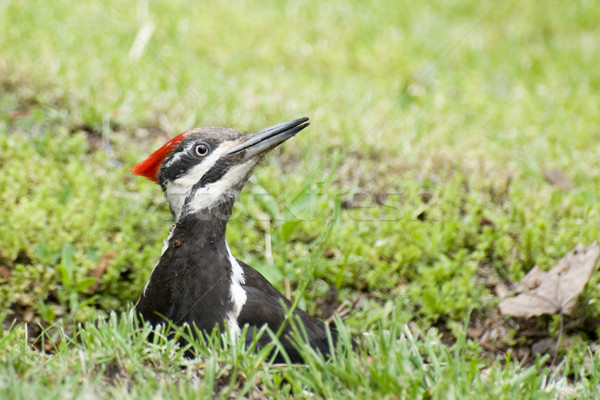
(543, 168, 575, 191)
(87, 250, 116, 295)
(499, 242, 599, 318)
(0, 265, 11, 282)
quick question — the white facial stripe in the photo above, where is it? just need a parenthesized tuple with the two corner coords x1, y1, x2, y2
(226, 243, 246, 339)
(173, 144, 231, 187)
(164, 142, 236, 220)
(185, 160, 255, 215)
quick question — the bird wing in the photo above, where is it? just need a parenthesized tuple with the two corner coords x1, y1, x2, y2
(235, 259, 335, 362)
(235, 258, 291, 302)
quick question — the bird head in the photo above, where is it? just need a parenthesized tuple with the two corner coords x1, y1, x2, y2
(132, 117, 310, 221)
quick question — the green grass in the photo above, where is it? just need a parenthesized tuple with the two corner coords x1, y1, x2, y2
(1, 0, 600, 397)
(2, 311, 589, 399)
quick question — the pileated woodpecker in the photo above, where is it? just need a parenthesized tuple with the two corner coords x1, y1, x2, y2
(132, 117, 338, 362)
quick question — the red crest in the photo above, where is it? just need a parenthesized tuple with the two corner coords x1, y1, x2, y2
(131, 132, 187, 183)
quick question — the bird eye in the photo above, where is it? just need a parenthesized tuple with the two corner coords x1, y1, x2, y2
(195, 143, 209, 157)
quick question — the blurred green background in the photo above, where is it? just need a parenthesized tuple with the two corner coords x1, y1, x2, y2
(1, 0, 600, 374)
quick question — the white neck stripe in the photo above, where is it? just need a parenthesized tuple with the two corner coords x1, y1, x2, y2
(165, 143, 232, 220)
(183, 160, 254, 217)
(226, 243, 247, 338)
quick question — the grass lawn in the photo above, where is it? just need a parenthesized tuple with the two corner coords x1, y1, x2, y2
(1, 0, 600, 397)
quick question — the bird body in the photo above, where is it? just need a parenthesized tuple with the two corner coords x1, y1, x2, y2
(132, 118, 336, 361)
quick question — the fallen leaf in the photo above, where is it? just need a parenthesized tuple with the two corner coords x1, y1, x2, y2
(467, 326, 484, 339)
(543, 168, 575, 191)
(499, 242, 599, 318)
(0, 265, 11, 282)
(7, 109, 30, 120)
(87, 250, 116, 295)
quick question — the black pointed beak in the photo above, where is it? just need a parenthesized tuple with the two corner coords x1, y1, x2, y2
(228, 117, 310, 159)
